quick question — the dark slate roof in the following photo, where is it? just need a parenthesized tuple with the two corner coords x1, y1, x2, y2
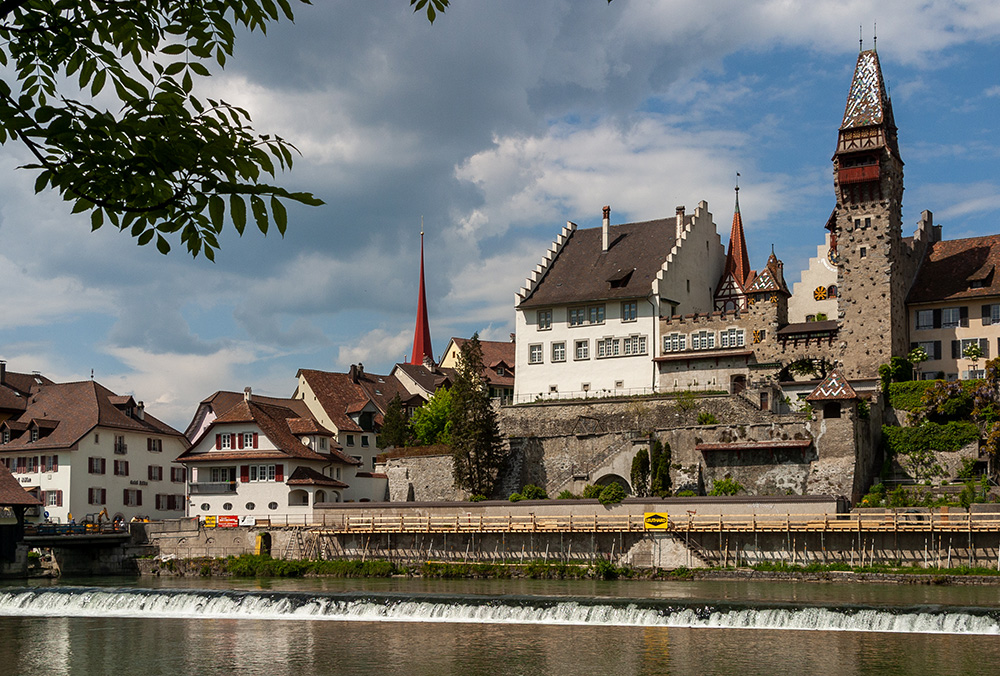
(518, 218, 678, 308)
(286, 466, 349, 488)
(0, 370, 53, 396)
(907, 234, 1000, 304)
(0, 463, 41, 506)
(393, 363, 455, 395)
(0, 380, 183, 452)
(777, 320, 839, 336)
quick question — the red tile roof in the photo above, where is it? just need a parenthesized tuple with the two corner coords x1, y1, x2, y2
(908, 234, 1000, 304)
(0, 463, 41, 505)
(0, 380, 183, 452)
(446, 338, 515, 388)
(285, 466, 349, 488)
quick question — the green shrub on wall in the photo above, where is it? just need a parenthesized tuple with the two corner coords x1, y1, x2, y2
(597, 482, 626, 505)
(886, 381, 937, 411)
(882, 421, 980, 457)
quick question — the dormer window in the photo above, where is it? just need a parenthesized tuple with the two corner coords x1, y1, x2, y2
(496, 365, 506, 376)
(30, 429, 38, 442)
(1, 429, 8, 444)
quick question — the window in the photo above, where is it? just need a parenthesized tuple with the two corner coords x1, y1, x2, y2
(823, 402, 842, 419)
(113, 434, 127, 454)
(223, 502, 233, 510)
(621, 301, 637, 322)
(147, 438, 162, 453)
(220, 433, 232, 450)
(574, 340, 589, 360)
(663, 333, 686, 353)
(569, 304, 605, 326)
(914, 341, 941, 361)
(551, 342, 566, 362)
(24, 456, 38, 473)
(720, 328, 745, 348)
(827, 285, 838, 298)
(154, 495, 183, 511)
(596, 337, 619, 358)
(248, 464, 276, 482)
(859, 247, 867, 258)
(88, 488, 107, 505)
(30, 428, 38, 442)
(245, 502, 256, 510)
(88, 457, 106, 475)
(210, 467, 234, 483)
(983, 304, 1000, 326)
(691, 330, 715, 350)
(268, 502, 278, 510)
(114, 459, 129, 476)
(123, 489, 142, 507)
(41, 490, 63, 507)
(942, 307, 967, 328)
(40, 455, 58, 472)
(537, 309, 552, 330)
(1, 429, 8, 444)
(346, 434, 355, 446)
(361, 435, 370, 448)
(549, 385, 558, 393)
(916, 309, 934, 330)
(623, 335, 647, 355)
(319, 437, 328, 450)
(529, 344, 543, 364)
(148, 465, 163, 481)
(171, 467, 186, 483)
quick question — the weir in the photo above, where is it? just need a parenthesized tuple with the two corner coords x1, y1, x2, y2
(1, 586, 999, 635)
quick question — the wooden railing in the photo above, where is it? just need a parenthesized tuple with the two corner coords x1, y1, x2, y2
(316, 513, 648, 533)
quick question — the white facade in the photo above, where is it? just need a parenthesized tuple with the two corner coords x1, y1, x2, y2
(4, 426, 187, 523)
(788, 232, 839, 323)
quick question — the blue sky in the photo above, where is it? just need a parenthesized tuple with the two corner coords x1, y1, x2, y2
(1, 1, 999, 429)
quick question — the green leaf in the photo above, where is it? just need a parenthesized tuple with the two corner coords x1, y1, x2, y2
(271, 196, 287, 235)
(251, 195, 268, 234)
(91, 209, 104, 231)
(208, 195, 225, 230)
(156, 234, 171, 255)
(230, 194, 247, 234)
(161, 43, 187, 55)
(137, 229, 154, 246)
(91, 69, 107, 96)
(163, 61, 185, 76)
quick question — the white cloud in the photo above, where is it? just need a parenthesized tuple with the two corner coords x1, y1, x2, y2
(336, 327, 412, 370)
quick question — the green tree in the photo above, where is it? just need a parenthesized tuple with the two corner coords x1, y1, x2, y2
(630, 448, 649, 498)
(379, 393, 409, 448)
(449, 334, 504, 497)
(648, 438, 672, 498)
(409, 387, 452, 445)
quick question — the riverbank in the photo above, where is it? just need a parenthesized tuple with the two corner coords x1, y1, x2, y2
(134, 555, 1000, 586)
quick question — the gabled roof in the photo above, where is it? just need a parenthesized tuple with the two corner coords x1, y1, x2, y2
(807, 370, 858, 401)
(297, 369, 384, 433)
(907, 234, 1000, 304)
(392, 362, 455, 397)
(517, 217, 679, 308)
(178, 399, 359, 465)
(183, 389, 311, 441)
(744, 252, 789, 296)
(286, 466, 349, 488)
(0, 463, 41, 506)
(0, 369, 53, 396)
(0, 380, 183, 451)
(446, 337, 515, 388)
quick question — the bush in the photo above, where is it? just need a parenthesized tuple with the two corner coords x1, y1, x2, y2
(708, 477, 743, 496)
(556, 490, 579, 499)
(520, 484, 548, 500)
(886, 380, 938, 411)
(675, 489, 696, 497)
(468, 494, 487, 502)
(882, 421, 980, 458)
(508, 492, 524, 502)
(597, 482, 626, 505)
(697, 412, 719, 425)
(582, 484, 603, 499)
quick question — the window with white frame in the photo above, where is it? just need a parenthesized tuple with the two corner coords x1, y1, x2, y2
(621, 301, 637, 322)
(249, 464, 276, 482)
(537, 309, 552, 330)
(528, 344, 543, 364)
(663, 333, 686, 353)
(1, 429, 8, 444)
(596, 337, 618, 358)
(551, 342, 566, 362)
(916, 309, 934, 330)
(210, 467, 233, 483)
(220, 433, 232, 450)
(574, 339, 589, 360)
(30, 428, 38, 442)
(243, 432, 254, 448)
(720, 328, 745, 348)
(569, 304, 605, 326)
(691, 330, 715, 350)
(622, 335, 647, 355)
(942, 307, 962, 328)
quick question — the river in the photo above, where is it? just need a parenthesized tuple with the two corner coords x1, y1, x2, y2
(1, 576, 998, 675)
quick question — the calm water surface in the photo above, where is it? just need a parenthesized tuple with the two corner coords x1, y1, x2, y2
(1, 576, 998, 675)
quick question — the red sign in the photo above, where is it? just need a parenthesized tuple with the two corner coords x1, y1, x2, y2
(217, 515, 239, 528)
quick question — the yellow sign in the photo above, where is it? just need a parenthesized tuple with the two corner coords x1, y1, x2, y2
(204, 516, 217, 528)
(644, 512, 669, 529)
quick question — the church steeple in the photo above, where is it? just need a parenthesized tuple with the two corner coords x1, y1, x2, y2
(724, 185, 752, 287)
(409, 229, 434, 366)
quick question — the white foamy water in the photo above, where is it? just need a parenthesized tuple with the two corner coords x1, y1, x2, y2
(1, 587, 997, 635)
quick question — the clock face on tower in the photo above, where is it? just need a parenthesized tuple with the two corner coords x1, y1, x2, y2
(827, 246, 841, 265)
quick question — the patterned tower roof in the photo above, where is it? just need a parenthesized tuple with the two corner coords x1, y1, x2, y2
(723, 187, 752, 287)
(841, 49, 894, 130)
(409, 231, 434, 365)
(806, 370, 859, 401)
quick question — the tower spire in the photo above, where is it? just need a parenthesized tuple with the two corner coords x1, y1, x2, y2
(409, 224, 434, 366)
(723, 178, 751, 287)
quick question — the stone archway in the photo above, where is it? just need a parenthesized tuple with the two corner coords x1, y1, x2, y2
(732, 375, 747, 395)
(593, 473, 632, 495)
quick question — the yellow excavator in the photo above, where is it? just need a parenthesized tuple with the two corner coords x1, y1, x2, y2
(81, 508, 109, 533)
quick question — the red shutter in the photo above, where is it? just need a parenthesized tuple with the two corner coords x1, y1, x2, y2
(56, 491, 62, 507)
(101, 458, 106, 474)
(253, 432, 259, 449)
(123, 488, 129, 504)
(147, 438, 152, 452)
(52, 455, 57, 472)
(137, 490, 142, 507)
(216, 434, 222, 450)
(240, 465, 250, 483)
(101, 489, 106, 505)
(237, 433, 244, 449)
(275, 464, 283, 482)
(40, 491, 46, 505)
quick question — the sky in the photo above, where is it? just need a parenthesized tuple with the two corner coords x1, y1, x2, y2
(1, 0, 1000, 430)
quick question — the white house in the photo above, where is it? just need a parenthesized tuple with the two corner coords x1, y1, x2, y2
(178, 392, 364, 521)
(0, 378, 187, 523)
(514, 203, 725, 401)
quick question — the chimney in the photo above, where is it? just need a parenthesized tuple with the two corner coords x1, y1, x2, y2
(137, 401, 145, 420)
(349, 365, 359, 383)
(602, 205, 610, 252)
(244, 386, 252, 402)
(0, 360, 5, 385)
(675, 206, 685, 241)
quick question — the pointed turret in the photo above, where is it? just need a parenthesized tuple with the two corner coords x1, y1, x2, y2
(839, 49, 898, 154)
(409, 231, 434, 366)
(724, 187, 752, 287)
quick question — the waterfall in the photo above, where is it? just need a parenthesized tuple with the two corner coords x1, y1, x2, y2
(1, 587, 998, 635)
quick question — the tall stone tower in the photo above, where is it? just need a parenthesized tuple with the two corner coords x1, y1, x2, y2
(830, 49, 907, 378)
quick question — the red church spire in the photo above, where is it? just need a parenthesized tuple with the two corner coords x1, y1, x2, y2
(724, 184, 752, 287)
(409, 229, 434, 366)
